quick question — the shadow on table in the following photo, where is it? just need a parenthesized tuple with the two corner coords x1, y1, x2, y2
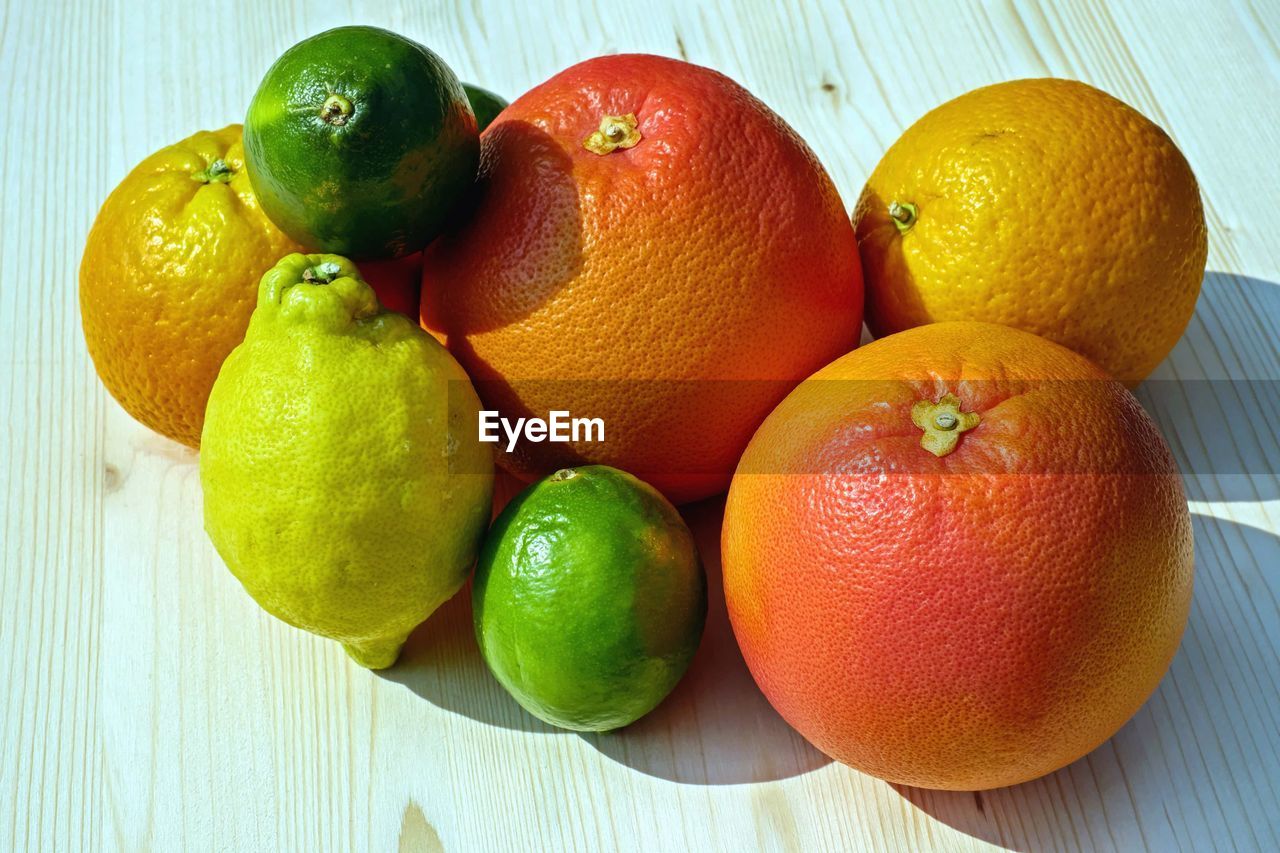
(376, 578, 560, 735)
(1140, 272, 1280, 502)
(377, 274, 1280, 791)
(583, 497, 832, 785)
(378, 496, 831, 785)
(893, 514, 1280, 852)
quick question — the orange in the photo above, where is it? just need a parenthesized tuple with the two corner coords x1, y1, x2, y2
(80, 126, 424, 447)
(722, 321, 1193, 790)
(80, 126, 303, 447)
(421, 54, 863, 504)
(854, 79, 1206, 385)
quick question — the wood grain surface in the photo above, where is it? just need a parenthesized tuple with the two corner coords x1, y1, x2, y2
(2, 0, 1278, 850)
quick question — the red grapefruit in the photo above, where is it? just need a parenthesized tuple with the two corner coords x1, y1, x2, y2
(421, 54, 863, 503)
(722, 321, 1194, 790)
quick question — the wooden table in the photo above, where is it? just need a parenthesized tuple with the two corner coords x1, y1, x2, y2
(3, 1, 1278, 850)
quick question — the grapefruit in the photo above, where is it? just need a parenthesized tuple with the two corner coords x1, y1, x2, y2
(421, 54, 863, 504)
(360, 252, 423, 317)
(722, 321, 1194, 790)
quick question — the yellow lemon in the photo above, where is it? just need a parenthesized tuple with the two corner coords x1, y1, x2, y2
(200, 254, 493, 668)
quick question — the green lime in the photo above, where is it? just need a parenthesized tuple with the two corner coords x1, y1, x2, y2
(244, 26, 478, 259)
(473, 466, 706, 731)
(462, 83, 508, 132)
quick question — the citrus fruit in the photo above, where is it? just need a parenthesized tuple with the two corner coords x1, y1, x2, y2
(473, 465, 705, 731)
(722, 321, 1193, 790)
(245, 26, 478, 258)
(359, 252, 423, 317)
(854, 79, 1206, 385)
(463, 83, 507, 131)
(421, 54, 863, 504)
(200, 253, 493, 669)
(80, 125, 304, 448)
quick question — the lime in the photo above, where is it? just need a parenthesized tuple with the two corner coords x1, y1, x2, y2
(244, 26, 478, 259)
(473, 466, 706, 731)
(462, 83, 508, 132)
(200, 253, 493, 669)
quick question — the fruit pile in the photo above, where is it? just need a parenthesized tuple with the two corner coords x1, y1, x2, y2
(80, 25, 1202, 791)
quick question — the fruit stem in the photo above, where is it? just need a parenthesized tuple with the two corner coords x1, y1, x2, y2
(888, 200, 918, 234)
(321, 93, 354, 126)
(910, 393, 979, 457)
(583, 113, 642, 155)
(550, 468, 578, 482)
(192, 159, 235, 183)
(302, 262, 343, 284)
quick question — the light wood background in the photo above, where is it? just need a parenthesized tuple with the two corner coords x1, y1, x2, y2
(2, 0, 1278, 850)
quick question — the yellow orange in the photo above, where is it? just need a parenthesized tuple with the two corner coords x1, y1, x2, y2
(80, 126, 302, 447)
(855, 79, 1207, 384)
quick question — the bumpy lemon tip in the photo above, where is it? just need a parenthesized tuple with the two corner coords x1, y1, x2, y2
(342, 637, 406, 670)
(256, 252, 380, 327)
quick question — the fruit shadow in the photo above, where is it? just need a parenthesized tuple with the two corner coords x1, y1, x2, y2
(376, 576, 559, 735)
(891, 514, 1280, 851)
(377, 495, 832, 785)
(580, 497, 832, 785)
(1138, 272, 1280, 503)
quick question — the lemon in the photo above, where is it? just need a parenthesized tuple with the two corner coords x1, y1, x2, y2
(200, 253, 493, 668)
(473, 466, 706, 731)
